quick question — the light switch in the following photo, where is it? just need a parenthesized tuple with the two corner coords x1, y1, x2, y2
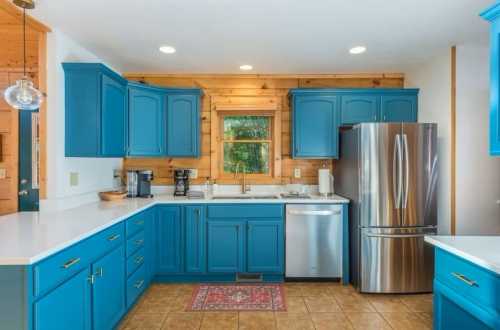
(70, 172, 79, 187)
(0, 168, 6, 179)
(294, 168, 301, 179)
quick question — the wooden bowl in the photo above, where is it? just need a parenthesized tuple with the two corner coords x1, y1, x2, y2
(99, 191, 127, 201)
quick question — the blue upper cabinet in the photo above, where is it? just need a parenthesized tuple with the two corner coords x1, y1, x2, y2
(63, 63, 127, 157)
(340, 94, 379, 124)
(128, 83, 166, 157)
(166, 93, 201, 158)
(291, 94, 339, 159)
(380, 95, 418, 122)
(481, 4, 500, 156)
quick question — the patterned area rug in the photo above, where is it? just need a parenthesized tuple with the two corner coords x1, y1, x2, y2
(187, 284, 287, 311)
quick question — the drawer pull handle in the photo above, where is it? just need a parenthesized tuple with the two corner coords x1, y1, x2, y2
(451, 272, 478, 287)
(135, 239, 144, 246)
(134, 280, 145, 289)
(108, 234, 120, 241)
(135, 256, 144, 264)
(135, 220, 144, 226)
(62, 258, 81, 269)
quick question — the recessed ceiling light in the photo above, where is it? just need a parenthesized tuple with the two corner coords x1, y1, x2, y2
(239, 64, 253, 71)
(159, 46, 176, 54)
(349, 46, 367, 55)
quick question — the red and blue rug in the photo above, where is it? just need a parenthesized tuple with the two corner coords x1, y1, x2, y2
(187, 284, 287, 311)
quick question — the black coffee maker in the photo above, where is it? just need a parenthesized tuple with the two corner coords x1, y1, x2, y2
(174, 169, 190, 196)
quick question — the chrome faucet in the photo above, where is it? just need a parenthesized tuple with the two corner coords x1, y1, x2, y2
(234, 161, 250, 194)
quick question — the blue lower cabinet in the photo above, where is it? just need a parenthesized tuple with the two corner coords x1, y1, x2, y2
(247, 220, 284, 273)
(34, 268, 92, 330)
(144, 208, 156, 283)
(126, 265, 147, 308)
(185, 205, 206, 273)
(156, 206, 183, 274)
(92, 246, 126, 330)
(380, 95, 417, 122)
(207, 220, 246, 273)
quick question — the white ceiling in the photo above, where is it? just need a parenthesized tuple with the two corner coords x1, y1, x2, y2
(31, 0, 492, 74)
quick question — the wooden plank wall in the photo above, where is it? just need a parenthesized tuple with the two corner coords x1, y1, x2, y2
(123, 74, 404, 185)
(0, 2, 43, 214)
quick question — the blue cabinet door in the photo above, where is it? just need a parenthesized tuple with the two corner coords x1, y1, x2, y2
(166, 94, 200, 157)
(481, 5, 500, 156)
(340, 95, 379, 124)
(128, 85, 166, 157)
(144, 208, 156, 284)
(292, 95, 338, 158)
(101, 74, 127, 157)
(207, 220, 246, 273)
(156, 206, 182, 274)
(247, 220, 284, 273)
(92, 246, 126, 330)
(380, 95, 417, 122)
(185, 205, 206, 273)
(34, 268, 92, 330)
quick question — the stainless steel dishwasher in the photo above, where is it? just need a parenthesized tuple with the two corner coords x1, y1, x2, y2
(285, 204, 343, 278)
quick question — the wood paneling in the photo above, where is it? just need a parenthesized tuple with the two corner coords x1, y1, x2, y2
(123, 74, 404, 185)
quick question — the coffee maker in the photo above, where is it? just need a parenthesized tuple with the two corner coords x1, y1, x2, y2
(127, 170, 154, 198)
(174, 169, 190, 196)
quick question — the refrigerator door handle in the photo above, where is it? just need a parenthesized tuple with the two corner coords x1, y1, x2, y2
(402, 134, 410, 210)
(365, 233, 436, 239)
(393, 134, 403, 209)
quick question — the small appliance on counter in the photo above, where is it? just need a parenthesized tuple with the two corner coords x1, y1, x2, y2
(126, 170, 154, 198)
(318, 167, 334, 196)
(174, 169, 190, 196)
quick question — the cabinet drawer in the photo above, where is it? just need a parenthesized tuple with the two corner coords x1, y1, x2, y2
(127, 230, 145, 257)
(127, 264, 146, 308)
(435, 249, 500, 311)
(127, 247, 145, 278)
(207, 205, 283, 219)
(33, 222, 124, 297)
(126, 213, 146, 237)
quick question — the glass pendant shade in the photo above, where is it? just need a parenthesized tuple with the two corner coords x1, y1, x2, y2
(4, 77, 43, 110)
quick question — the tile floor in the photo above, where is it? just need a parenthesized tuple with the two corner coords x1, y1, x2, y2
(119, 282, 433, 330)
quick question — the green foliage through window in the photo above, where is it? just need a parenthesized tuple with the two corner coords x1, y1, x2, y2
(222, 115, 271, 174)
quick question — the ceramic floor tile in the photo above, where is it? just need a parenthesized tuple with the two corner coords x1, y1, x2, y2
(381, 312, 432, 330)
(283, 283, 303, 297)
(416, 312, 434, 328)
(334, 293, 376, 312)
(298, 284, 332, 297)
(304, 296, 342, 313)
(161, 312, 203, 330)
(238, 311, 276, 330)
(168, 295, 193, 312)
(310, 312, 353, 330)
(367, 295, 411, 313)
(400, 295, 433, 313)
(284, 297, 309, 313)
(275, 313, 314, 330)
(200, 312, 238, 330)
(135, 296, 174, 314)
(344, 312, 392, 330)
(122, 313, 167, 330)
(147, 284, 181, 297)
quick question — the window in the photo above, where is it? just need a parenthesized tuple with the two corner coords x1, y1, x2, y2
(221, 115, 272, 176)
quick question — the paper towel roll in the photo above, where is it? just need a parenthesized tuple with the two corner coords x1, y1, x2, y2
(318, 169, 332, 196)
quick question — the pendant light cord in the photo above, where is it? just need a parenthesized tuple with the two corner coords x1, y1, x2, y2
(23, 7, 26, 77)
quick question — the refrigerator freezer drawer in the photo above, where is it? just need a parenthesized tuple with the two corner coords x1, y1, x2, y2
(360, 228, 435, 293)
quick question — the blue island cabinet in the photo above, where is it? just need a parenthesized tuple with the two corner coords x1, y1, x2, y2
(433, 248, 500, 330)
(481, 4, 500, 156)
(63, 63, 127, 157)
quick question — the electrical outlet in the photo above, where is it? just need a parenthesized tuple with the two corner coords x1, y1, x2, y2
(0, 168, 6, 179)
(70, 172, 79, 187)
(188, 168, 198, 179)
(294, 168, 301, 179)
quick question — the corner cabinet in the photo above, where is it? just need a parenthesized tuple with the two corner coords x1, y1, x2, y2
(481, 4, 500, 156)
(63, 63, 127, 157)
(289, 88, 418, 159)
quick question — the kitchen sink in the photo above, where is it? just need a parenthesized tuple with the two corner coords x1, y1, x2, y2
(211, 195, 280, 200)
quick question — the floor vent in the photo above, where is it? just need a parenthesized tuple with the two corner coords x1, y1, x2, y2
(236, 273, 263, 282)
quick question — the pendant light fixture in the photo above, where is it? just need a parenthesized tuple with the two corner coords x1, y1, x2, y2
(4, 0, 43, 110)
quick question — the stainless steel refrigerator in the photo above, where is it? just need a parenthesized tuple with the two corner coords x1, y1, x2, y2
(334, 123, 438, 293)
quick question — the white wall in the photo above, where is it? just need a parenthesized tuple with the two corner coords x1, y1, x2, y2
(456, 43, 500, 235)
(41, 30, 122, 211)
(405, 50, 452, 234)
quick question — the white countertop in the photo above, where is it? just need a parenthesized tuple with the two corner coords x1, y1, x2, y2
(425, 236, 500, 276)
(0, 194, 348, 266)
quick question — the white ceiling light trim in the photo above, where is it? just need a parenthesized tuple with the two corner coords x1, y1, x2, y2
(159, 46, 176, 54)
(239, 64, 253, 71)
(349, 46, 367, 55)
